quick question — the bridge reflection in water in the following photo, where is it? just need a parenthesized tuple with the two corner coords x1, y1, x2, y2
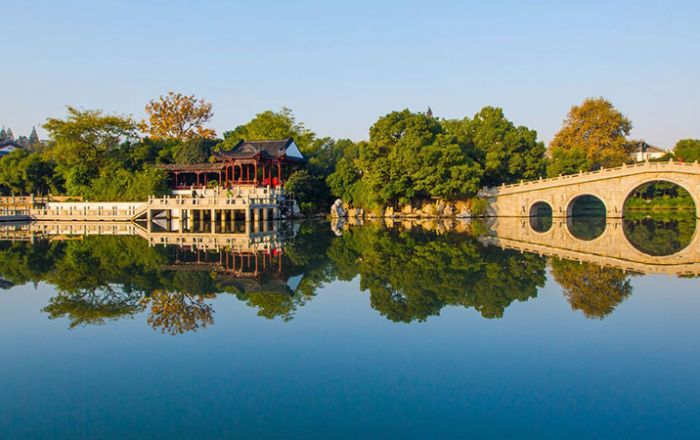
(482, 215, 700, 276)
(1, 217, 698, 331)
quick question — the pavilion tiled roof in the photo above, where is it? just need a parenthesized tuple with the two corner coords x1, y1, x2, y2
(213, 138, 306, 162)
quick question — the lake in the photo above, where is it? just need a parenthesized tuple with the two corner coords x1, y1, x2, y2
(0, 218, 699, 439)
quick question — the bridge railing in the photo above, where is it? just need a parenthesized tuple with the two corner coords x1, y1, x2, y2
(485, 159, 700, 194)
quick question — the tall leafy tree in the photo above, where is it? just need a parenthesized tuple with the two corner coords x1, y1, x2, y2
(218, 107, 316, 153)
(141, 92, 215, 141)
(444, 106, 546, 186)
(548, 97, 632, 176)
(0, 149, 61, 195)
(673, 138, 700, 162)
(43, 106, 137, 196)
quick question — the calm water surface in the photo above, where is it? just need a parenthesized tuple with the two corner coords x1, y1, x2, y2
(0, 219, 699, 439)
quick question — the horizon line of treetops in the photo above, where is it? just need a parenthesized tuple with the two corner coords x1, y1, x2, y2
(1, 92, 699, 214)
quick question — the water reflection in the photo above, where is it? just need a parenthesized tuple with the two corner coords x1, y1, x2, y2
(566, 216, 606, 240)
(329, 224, 546, 321)
(550, 259, 632, 319)
(1, 217, 698, 330)
(567, 195, 607, 240)
(623, 215, 696, 256)
(530, 215, 552, 233)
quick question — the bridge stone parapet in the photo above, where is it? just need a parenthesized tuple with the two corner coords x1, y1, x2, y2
(479, 160, 700, 218)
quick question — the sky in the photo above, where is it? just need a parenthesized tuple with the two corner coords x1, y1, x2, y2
(2, 0, 699, 147)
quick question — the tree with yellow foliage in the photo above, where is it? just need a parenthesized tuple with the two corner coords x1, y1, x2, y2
(141, 92, 215, 141)
(550, 259, 632, 319)
(547, 98, 632, 176)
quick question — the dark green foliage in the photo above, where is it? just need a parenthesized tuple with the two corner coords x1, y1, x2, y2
(623, 217, 696, 257)
(673, 139, 700, 163)
(624, 181, 695, 213)
(84, 165, 168, 201)
(327, 224, 547, 322)
(284, 169, 329, 215)
(547, 146, 590, 177)
(327, 107, 545, 211)
(218, 107, 316, 153)
(0, 149, 63, 195)
(444, 106, 546, 186)
(172, 138, 217, 164)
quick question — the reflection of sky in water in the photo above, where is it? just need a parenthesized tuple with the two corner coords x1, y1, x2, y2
(286, 274, 303, 292)
(1, 270, 699, 438)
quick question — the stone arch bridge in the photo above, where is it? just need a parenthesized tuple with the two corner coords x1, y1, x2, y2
(479, 160, 700, 218)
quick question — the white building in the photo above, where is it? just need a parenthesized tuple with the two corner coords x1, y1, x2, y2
(629, 141, 668, 162)
(0, 141, 23, 158)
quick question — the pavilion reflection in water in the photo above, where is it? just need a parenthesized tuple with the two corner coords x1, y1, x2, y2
(1, 217, 698, 331)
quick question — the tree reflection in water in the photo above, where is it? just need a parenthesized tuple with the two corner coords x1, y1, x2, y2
(5, 218, 694, 329)
(142, 291, 214, 335)
(623, 214, 696, 257)
(327, 224, 547, 322)
(550, 259, 632, 319)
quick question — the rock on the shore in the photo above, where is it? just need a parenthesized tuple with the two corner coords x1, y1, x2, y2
(330, 199, 346, 218)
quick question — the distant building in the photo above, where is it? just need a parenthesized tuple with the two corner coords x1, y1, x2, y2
(628, 141, 668, 162)
(0, 140, 24, 158)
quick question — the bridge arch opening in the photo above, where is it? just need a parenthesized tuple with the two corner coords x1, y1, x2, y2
(622, 180, 697, 256)
(566, 195, 606, 241)
(529, 201, 553, 233)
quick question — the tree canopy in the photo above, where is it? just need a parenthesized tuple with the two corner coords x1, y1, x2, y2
(326, 107, 544, 211)
(673, 138, 700, 162)
(141, 92, 215, 141)
(218, 107, 315, 152)
(548, 97, 632, 176)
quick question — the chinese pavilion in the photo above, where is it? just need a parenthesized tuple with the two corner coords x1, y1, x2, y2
(160, 138, 306, 191)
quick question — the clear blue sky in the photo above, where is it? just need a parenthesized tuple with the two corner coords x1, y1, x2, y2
(2, 0, 699, 147)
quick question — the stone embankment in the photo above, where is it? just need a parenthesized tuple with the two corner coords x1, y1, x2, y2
(330, 198, 484, 220)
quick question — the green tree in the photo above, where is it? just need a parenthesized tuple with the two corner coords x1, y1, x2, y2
(85, 164, 168, 201)
(548, 98, 632, 176)
(172, 137, 216, 164)
(444, 106, 546, 186)
(218, 107, 315, 152)
(284, 169, 328, 214)
(673, 139, 700, 162)
(43, 107, 137, 196)
(359, 109, 444, 207)
(0, 149, 61, 195)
